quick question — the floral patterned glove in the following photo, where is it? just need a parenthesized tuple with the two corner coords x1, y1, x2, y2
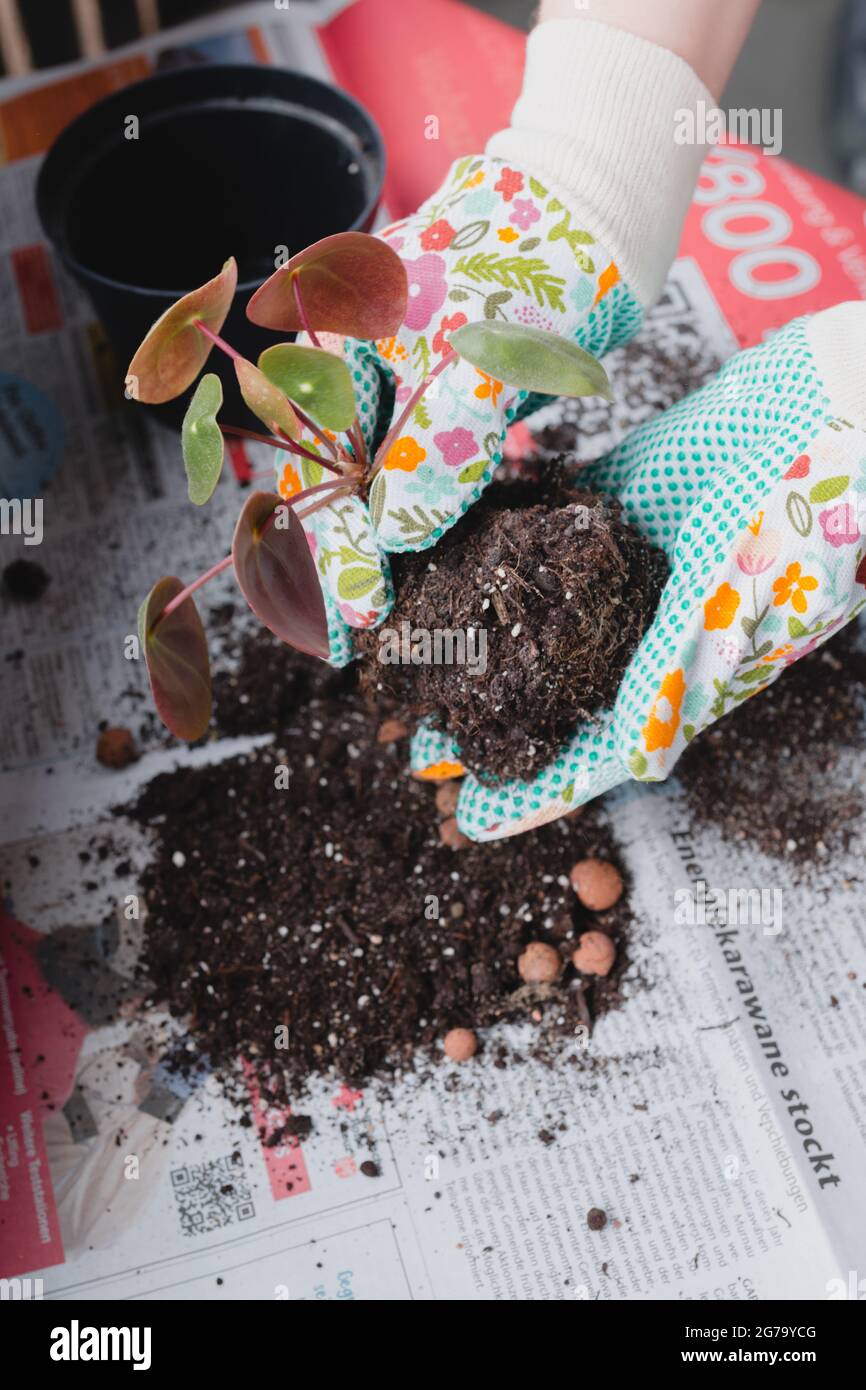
(274, 18, 712, 665)
(443, 300, 866, 840)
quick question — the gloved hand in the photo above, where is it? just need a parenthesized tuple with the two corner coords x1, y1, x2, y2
(434, 299, 866, 840)
(274, 18, 711, 665)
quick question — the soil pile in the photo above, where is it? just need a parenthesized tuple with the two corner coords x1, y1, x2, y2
(126, 645, 633, 1106)
(360, 482, 668, 781)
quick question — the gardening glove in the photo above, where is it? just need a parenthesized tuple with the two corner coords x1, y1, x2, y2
(274, 18, 712, 665)
(439, 299, 866, 840)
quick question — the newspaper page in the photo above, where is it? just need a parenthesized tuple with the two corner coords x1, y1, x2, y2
(1, 0, 865, 1302)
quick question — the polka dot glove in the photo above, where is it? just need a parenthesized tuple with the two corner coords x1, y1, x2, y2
(447, 301, 866, 840)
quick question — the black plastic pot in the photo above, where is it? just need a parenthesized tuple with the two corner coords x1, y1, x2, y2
(36, 64, 386, 427)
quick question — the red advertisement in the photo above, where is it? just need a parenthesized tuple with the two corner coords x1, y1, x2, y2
(319, 0, 525, 218)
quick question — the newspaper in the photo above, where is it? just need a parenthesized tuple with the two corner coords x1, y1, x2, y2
(2, 1, 866, 1302)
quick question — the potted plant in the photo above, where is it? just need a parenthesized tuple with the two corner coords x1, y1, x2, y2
(126, 229, 665, 778)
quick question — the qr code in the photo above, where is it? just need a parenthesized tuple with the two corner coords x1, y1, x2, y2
(170, 1152, 255, 1237)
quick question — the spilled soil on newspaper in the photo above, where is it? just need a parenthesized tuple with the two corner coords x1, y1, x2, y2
(118, 596, 865, 1114)
(676, 623, 866, 866)
(123, 625, 634, 1110)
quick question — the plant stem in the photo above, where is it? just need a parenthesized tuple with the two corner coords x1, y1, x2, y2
(291, 404, 339, 459)
(161, 554, 233, 620)
(348, 419, 368, 472)
(291, 273, 322, 348)
(288, 478, 352, 508)
(161, 478, 352, 620)
(370, 348, 458, 477)
(194, 320, 243, 362)
(195, 317, 340, 465)
(296, 485, 356, 519)
(220, 425, 342, 475)
(290, 273, 370, 479)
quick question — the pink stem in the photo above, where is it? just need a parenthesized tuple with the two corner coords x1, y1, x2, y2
(287, 478, 351, 508)
(220, 425, 342, 476)
(263, 478, 356, 525)
(193, 317, 348, 473)
(291, 404, 339, 459)
(296, 485, 356, 519)
(194, 318, 340, 466)
(194, 320, 243, 362)
(371, 349, 458, 476)
(291, 273, 322, 348)
(161, 554, 233, 620)
(290, 274, 365, 468)
(348, 419, 368, 471)
(161, 479, 352, 620)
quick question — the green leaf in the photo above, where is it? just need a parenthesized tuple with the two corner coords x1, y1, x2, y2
(247, 231, 407, 339)
(483, 290, 511, 319)
(451, 321, 612, 399)
(369, 473, 385, 530)
(300, 456, 324, 488)
(337, 565, 381, 600)
(452, 155, 475, 183)
(786, 491, 812, 538)
(457, 459, 488, 484)
(738, 663, 774, 685)
(235, 358, 299, 439)
(788, 615, 808, 638)
(740, 615, 757, 638)
(412, 335, 432, 380)
(683, 724, 696, 743)
(809, 475, 850, 504)
(126, 258, 237, 404)
(528, 177, 548, 199)
(753, 640, 774, 659)
(181, 373, 224, 506)
(412, 398, 432, 429)
(138, 576, 211, 740)
(561, 781, 574, 804)
(388, 504, 444, 543)
(518, 237, 540, 253)
(258, 343, 356, 431)
(628, 749, 648, 778)
(448, 289, 470, 302)
(453, 252, 567, 312)
(449, 221, 490, 250)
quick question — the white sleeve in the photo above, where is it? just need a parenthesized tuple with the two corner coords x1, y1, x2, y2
(486, 17, 713, 308)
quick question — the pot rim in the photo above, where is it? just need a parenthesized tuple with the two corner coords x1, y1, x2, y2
(36, 62, 387, 301)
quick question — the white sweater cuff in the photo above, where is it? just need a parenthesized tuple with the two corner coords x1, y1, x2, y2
(807, 301, 866, 425)
(486, 18, 713, 308)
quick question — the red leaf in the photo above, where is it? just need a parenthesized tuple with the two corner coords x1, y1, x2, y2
(856, 553, 866, 587)
(126, 258, 237, 404)
(138, 577, 211, 740)
(247, 232, 407, 339)
(232, 491, 329, 659)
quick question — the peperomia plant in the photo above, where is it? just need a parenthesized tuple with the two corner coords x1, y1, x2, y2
(127, 230, 611, 740)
